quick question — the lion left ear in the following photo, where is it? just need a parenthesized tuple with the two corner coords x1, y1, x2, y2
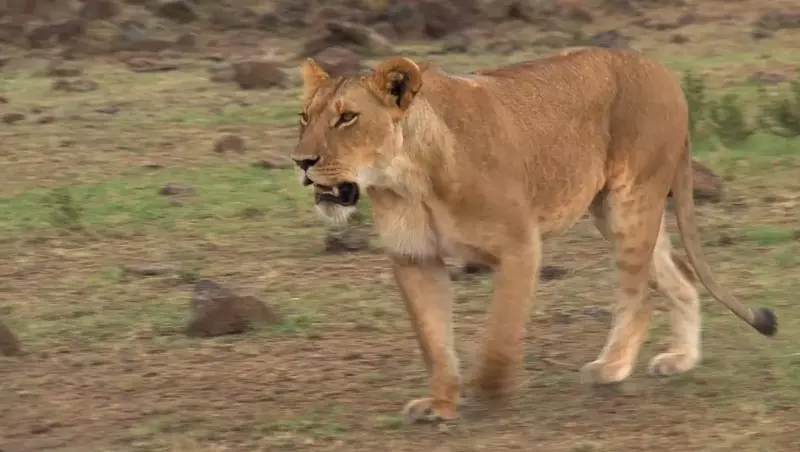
(301, 58, 329, 99)
(368, 57, 423, 111)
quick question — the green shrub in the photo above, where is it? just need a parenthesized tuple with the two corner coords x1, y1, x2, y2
(708, 93, 753, 147)
(682, 70, 708, 138)
(756, 73, 800, 137)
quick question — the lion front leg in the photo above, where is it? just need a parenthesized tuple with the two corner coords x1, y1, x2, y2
(391, 255, 461, 424)
(470, 232, 542, 402)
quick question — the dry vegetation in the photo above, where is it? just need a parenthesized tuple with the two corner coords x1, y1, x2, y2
(1, 0, 800, 451)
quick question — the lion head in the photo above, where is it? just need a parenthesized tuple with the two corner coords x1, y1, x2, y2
(291, 56, 424, 223)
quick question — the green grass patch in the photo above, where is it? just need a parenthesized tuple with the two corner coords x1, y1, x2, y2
(0, 164, 309, 237)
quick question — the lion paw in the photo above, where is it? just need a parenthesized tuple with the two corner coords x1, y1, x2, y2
(579, 360, 632, 385)
(647, 352, 699, 377)
(402, 398, 459, 424)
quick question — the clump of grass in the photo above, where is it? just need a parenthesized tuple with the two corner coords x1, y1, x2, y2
(683, 69, 708, 138)
(45, 187, 83, 230)
(709, 93, 754, 147)
(757, 73, 800, 138)
(682, 69, 800, 148)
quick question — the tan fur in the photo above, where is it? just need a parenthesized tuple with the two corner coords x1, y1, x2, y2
(291, 48, 774, 423)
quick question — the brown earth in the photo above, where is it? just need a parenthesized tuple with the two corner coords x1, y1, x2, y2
(1, 1, 800, 451)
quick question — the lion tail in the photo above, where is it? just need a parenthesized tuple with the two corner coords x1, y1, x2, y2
(672, 135, 777, 337)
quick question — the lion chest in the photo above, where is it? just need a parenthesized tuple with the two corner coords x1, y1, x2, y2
(370, 200, 465, 260)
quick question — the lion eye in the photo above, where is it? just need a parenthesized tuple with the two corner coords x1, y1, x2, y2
(299, 112, 309, 125)
(336, 112, 359, 127)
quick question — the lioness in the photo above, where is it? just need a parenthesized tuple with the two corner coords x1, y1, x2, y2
(290, 47, 777, 423)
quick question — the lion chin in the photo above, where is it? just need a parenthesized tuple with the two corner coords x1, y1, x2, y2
(314, 202, 357, 225)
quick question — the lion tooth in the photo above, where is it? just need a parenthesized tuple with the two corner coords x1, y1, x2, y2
(332, 186, 339, 196)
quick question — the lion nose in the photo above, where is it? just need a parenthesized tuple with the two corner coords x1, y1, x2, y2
(293, 156, 319, 171)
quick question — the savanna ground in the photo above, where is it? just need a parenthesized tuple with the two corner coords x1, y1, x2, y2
(2, 1, 800, 451)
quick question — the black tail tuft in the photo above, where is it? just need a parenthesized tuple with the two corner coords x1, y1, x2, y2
(751, 307, 778, 337)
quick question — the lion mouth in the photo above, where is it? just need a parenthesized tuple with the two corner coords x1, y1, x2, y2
(314, 182, 360, 207)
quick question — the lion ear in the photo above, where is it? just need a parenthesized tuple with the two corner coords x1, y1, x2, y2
(368, 57, 422, 111)
(301, 58, 329, 95)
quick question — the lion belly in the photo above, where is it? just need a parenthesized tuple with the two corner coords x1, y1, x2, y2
(533, 165, 607, 238)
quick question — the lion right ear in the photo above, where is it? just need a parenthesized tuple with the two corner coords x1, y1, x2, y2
(367, 57, 422, 111)
(301, 59, 329, 97)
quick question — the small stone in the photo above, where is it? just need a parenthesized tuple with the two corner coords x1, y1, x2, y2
(751, 28, 772, 40)
(312, 46, 363, 76)
(454, 263, 568, 282)
(175, 32, 197, 49)
(302, 20, 393, 58)
(79, 0, 121, 20)
(690, 159, 723, 203)
(30, 423, 52, 434)
(185, 279, 279, 338)
(158, 183, 196, 196)
(209, 6, 259, 30)
(208, 63, 234, 83)
(540, 265, 568, 281)
(238, 207, 263, 219)
(156, 0, 198, 24)
(122, 263, 175, 276)
(716, 234, 735, 247)
(113, 22, 174, 52)
(231, 60, 287, 90)
(0, 320, 22, 356)
(676, 11, 700, 26)
(590, 29, 629, 49)
(485, 39, 520, 55)
(43, 60, 83, 77)
(463, 262, 492, 275)
(582, 306, 611, 321)
(213, 134, 245, 154)
(52, 79, 99, 92)
(265, 0, 312, 29)
(670, 34, 690, 44)
(324, 226, 370, 253)
(667, 159, 723, 204)
(748, 71, 787, 85)
(441, 33, 471, 54)
(26, 19, 86, 48)
(386, 2, 424, 38)
(126, 58, 179, 73)
(252, 157, 292, 169)
(2, 112, 25, 124)
(563, 4, 593, 23)
(417, 0, 464, 39)
(94, 105, 120, 115)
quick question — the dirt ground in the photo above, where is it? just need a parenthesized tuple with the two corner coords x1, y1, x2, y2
(1, 1, 800, 451)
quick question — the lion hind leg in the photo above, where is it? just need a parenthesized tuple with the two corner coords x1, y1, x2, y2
(581, 188, 662, 385)
(470, 229, 542, 402)
(646, 220, 701, 377)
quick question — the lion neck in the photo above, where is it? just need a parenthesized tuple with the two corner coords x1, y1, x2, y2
(368, 94, 456, 203)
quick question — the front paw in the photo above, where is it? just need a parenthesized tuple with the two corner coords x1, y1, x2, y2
(579, 359, 632, 385)
(402, 398, 459, 424)
(647, 352, 699, 377)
